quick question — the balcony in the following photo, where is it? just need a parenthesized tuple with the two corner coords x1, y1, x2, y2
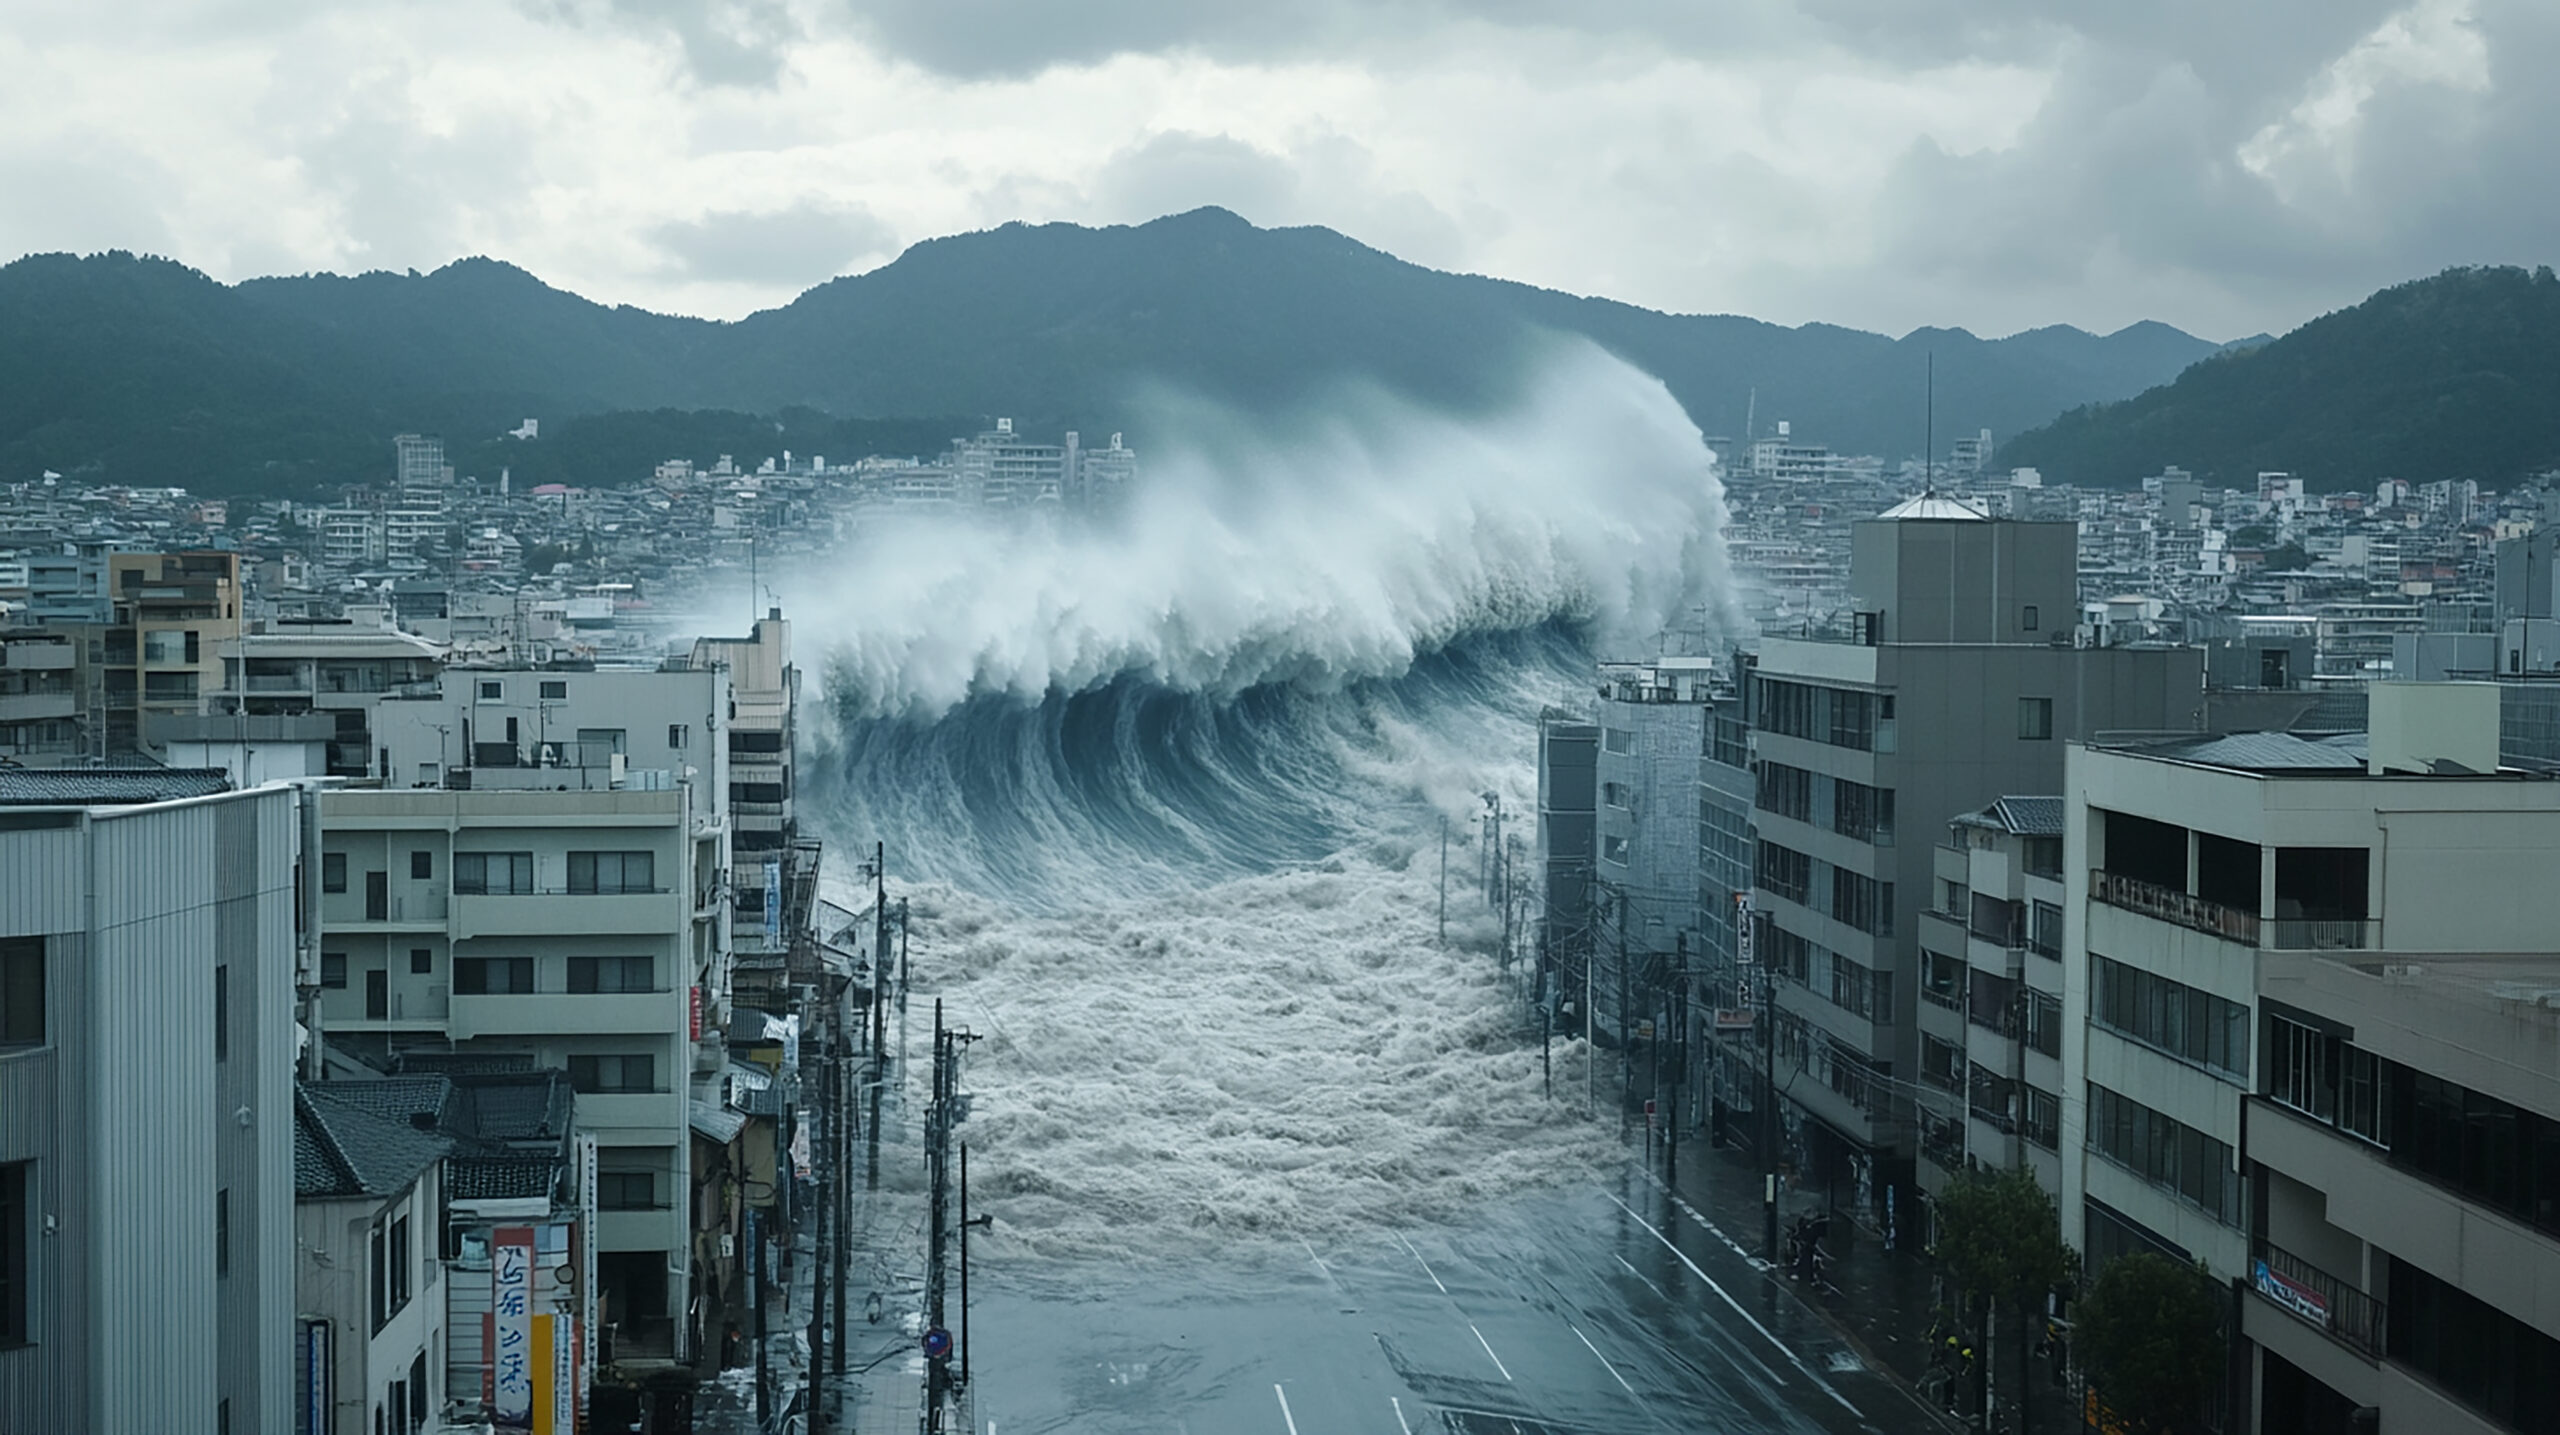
(450, 890, 683, 939)
(2265, 917, 2377, 951)
(448, 989, 676, 1039)
(2090, 869, 2259, 944)
(2250, 1238, 2387, 1361)
(0, 692, 75, 722)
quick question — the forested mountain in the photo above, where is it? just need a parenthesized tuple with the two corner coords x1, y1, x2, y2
(2002, 266, 2560, 491)
(0, 208, 2235, 495)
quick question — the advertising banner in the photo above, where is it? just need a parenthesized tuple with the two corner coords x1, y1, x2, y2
(492, 1227, 537, 1424)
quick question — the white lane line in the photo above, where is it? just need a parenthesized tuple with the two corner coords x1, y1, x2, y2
(1469, 1323, 1514, 1381)
(1301, 1237, 1334, 1282)
(1273, 1383, 1300, 1435)
(1390, 1395, 1414, 1434)
(1636, 1168, 1768, 1269)
(1571, 1322, 1637, 1395)
(1394, 1233, 1450, 1295)
(1605, 1192, 1863, 1418)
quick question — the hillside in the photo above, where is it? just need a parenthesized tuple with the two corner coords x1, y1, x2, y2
(2002, 266, 2560, 490)
(0, 210, 2234, 495)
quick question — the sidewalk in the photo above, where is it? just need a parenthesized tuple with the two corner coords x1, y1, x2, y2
(697, 1030, 937, 1435)
(1651, 1123, 2081, 1434)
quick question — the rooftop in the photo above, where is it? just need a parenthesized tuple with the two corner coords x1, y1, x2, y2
(0, 768, 233, 806)
(2094, 730, 2371, 773)
(1875, 490, 1988, 521)
(295, 1084, 451, 1201)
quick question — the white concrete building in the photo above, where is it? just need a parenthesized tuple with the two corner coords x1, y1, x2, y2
(314, 776, 722, 1369)
(0, 774, 301, 1435)
(2062, 683, 2560, 1434)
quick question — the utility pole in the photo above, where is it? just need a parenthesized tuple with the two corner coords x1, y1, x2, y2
(897, 896, 911, 1006)
(1437, 815, 1448, 946)
(831, 1024, 848, 1379)
(1763, 948, 1780, 1264)
(871, 841, 889, 1075)
(1618, 886, 1631, 1141)
(811, 1042, 830, 1432)
(1541, 934, 1553, 1100)
(753, 1208, 770, 1429)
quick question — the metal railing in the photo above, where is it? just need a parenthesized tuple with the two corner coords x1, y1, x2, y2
(2090, 869, 2260, 944)
(2265, 917, 2378, 951)
(2251, 1238, 2387, 1361)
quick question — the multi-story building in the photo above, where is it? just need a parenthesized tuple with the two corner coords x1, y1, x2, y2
(1749, 494, 2202, 1214)
(102, 549, 243, 755)
(0, 630, 81, 764)
(1590, 657, 1721, 1042)
(1, 773, 301, 1435)
(953, 419, 1064, 508)
(213, 619, 448, 778)
(292, 1082, 451, 1435)
(313, 772, 721, 1371)
(2061, 682, 2560, 1434)
(1916, 798, 2068, 1208)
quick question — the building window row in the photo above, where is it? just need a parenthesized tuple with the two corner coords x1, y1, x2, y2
(2087, 1082, 2244, 1226)
(1827, 952, 1894, 1022)
(2274, 1014, 2560, 1236)
(1755, 678, 1894, 752)
(2091, 954, 2249, 1080)
(2388, 1255, 2560, 1435)
(1756, 762, 1895, 846)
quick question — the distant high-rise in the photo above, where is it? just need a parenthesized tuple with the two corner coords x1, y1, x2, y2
(393, 434, 450, 498)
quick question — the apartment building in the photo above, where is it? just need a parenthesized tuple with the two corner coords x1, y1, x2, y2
(214, 620, 448, 778)
(1916, 798, 2068, 1207)
(314, 771, 723, 1370)
(0, 630, 80, 764)
(1750, 495, 2202, 1212)
(2062, 682, 2560, 1434)
(1591, 657, 1721, 1040)
(103, 549, 242, 755)
(0, 774, 300, 1435)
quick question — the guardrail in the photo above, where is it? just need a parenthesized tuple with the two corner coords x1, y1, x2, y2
(2252, 1238, 2387, 1361)
(2090, 869, 2260, 944)
(2265, 918, 2378, 951)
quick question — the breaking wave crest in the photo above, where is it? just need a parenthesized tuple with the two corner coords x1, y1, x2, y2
(787, 340, 1735, 1260)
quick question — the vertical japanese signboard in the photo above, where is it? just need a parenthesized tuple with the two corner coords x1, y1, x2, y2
(764, 859, 782, 942)
(491, 1226, 536, 1424)
(532, 1311, 576, 1434)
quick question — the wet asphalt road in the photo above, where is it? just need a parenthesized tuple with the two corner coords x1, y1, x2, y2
(963, 1164, 1941, 1435)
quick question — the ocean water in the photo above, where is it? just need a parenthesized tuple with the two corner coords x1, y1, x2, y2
(785, 337, 1740, 1268)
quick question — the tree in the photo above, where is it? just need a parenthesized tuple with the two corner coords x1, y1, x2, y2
(2075, 1252, 2225, 1434)
(1934, 1166, 2075, 1431)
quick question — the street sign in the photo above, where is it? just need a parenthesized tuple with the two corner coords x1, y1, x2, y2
(923, 1327, 954, 1360)
(1715, 1008, 1758, 1031)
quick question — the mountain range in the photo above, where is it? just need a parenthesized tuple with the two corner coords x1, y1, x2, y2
(2000, 264, 2560, 491)
(0, 208, 2238, 497)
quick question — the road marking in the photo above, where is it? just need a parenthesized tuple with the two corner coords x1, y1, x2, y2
(1571, 1322, 1637, 1395)
(1390, 1395, 1414, 1434)
(1636, 1168, 1769, 1270)
(1273, 1384, 1300, 1435)
(1301, 1238, 1334, 1282)
(1394, 1233, 1449, 1294)
(1469, 1323, 1514, 1381)
(1605, 1192, 1863, 1418)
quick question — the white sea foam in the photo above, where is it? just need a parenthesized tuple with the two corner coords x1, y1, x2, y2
(786, 337, 1737, 722)
(896, 852, 1625, 1269)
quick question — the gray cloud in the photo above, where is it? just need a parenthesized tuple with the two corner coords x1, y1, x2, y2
(530, 0, 802, 86)
(650, 202, 898, 286)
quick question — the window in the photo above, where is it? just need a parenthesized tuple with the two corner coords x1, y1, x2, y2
(452, 852, 534, 895)
(409, 947, 432, 975)
(389, 1216, 411, 1316)
(540, 680, 568, 700)
(2023, 838, 2064, 881)
(2091, 955, 2249, 1079)
(323, 852, 347, 893)
(1829, 867, 1892, 936)
(2087, 1083, 2242, 1225)
(2024, 1086, 2061, 1150)
(1601, 781, 1630, 810)
(216, 1189, 230, 1278)
(1757, 762, 1813, 824)
(1828, 954, 1890, 1020)
(1832, 779, 1894, 845)
(321, 953, 348, 990)
(2389, 1256, 2560, 1433)
(1921, 1035, 1964, 1092)
(732, 729, 784, 754)
(1600, 835, 1630, 866)
(409, 850, 432, 880)
(2022, 604, 2039, 632)
(569, 1053, 656, 1093)
(1, 938, 41, 1047)
(568, 956, 654, 993)
(213, 965, 228, 1062)
(2025, 989, 2063, 1059)
(453, 957, 534, 995)
(2029, 899, 2064, 957)
(597, 1171, 656, 1209)
(668, 723, 689, 749)
(568, 850, 655, 894)
(2018, 696, 2054, 740)
(1755, 840, 1812, 906)
(1921, 949, 1964, 1009)
(1601, 727, 1633, 755)
(478, 680, 502, 700)
(0, 1161, 25, 1346)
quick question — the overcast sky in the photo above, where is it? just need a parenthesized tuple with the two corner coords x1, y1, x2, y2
(4, 0, 2547, 340)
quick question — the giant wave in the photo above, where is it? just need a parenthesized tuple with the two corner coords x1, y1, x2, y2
(782, 338, 1740, 1261)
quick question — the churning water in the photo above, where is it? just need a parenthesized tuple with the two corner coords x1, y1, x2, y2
(788, 338, 1740, 1266)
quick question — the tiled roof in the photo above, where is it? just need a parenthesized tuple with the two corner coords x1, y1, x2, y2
(1990, 796, 2066, 836)
(307, 1076, 455, 1130)
(296, 1085, 450, 1201)
(446, 1155, 561, 1202)
(689, 1098, 749, 1145)
(0, 768, 232, 806)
